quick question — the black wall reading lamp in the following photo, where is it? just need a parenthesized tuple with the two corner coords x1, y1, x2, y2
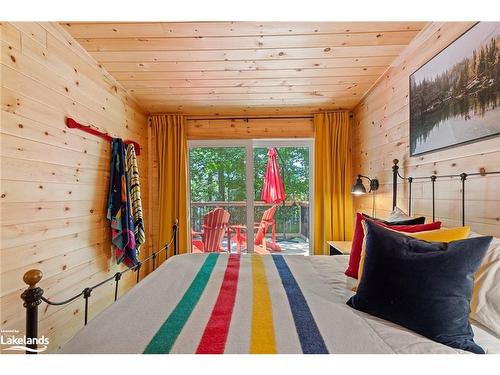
(351, 175, 380, 196)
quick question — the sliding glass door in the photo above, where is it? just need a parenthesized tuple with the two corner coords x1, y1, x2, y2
(188, 139, 313, 255)
(253, 141, 312, 255)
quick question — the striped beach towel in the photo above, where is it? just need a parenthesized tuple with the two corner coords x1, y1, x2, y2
(144, 254, 329, 354)
(125, 144, 145, 252)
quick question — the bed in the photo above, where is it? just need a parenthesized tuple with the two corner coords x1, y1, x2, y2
(59, 253, 500, 354)
(19, 159, 500, 354)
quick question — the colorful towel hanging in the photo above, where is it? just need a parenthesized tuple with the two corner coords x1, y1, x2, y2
(107, 139, 138, 268)
(126, 143, 146, 252)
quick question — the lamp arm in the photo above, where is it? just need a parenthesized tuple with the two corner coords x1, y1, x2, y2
(358, 174, 379, 192)
(358, 174, 373, 182)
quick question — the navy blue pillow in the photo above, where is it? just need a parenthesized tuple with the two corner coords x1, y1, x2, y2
(347, 220, 492, 354)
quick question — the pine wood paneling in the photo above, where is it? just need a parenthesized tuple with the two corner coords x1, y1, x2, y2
(122, 76, 379, 89)
(187, 117, 314, 139)
(102, 56, 396, 72)
(111, 66, 387, 81)
(0, 22, 150, 352)
(352, 22, 500, 236)
(135, 92, 355, 102)
(75, 32, 421, 51)
(89, 45, 409, 62)
(62, 22, 426, 115)
(128, 83, 373, 95)
(62, 22, 427, 39)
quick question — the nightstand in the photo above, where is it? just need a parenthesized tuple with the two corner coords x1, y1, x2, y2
(327, 241, 352, 256)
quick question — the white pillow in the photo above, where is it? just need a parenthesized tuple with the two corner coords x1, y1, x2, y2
(385, 206, 414, 222)
(469, 231, 500, 336)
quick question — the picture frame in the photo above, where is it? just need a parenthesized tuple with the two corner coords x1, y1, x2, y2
(409, 22, 500, 156)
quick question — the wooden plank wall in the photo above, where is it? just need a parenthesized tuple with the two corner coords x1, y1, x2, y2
(186, 117, 314, 139)
(352, 22, 500, 236)
(0, 22, 150, 352)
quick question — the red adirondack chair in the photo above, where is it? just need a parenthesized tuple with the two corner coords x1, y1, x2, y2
(191, 207, 231, 253)
(232, 205, 281, 254)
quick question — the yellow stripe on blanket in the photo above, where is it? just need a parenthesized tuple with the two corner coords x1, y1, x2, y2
(250, 255, 276, 354)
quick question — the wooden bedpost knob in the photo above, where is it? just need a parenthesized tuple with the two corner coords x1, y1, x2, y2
(23, 269, 43, 289)
(393, 159, 399, 166)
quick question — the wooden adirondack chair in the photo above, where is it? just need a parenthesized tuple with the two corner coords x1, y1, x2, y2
(232, 205, 281, 253)
(191, 207, 231, 253)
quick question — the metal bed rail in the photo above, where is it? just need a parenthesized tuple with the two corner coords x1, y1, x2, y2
(20, 220, 179, 354)
(392, 159, 500, 225)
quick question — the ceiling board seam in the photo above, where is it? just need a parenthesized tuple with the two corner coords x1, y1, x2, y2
(72, 30, 422, 40)
(93, 56, 401, 63)
(75, 46, 414, 52)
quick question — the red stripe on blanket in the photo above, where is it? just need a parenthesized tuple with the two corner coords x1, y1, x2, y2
(196, 254, 240, 354)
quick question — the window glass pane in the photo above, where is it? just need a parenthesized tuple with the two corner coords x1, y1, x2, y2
(189, 147, 247, 253)
(253, 146, 310, 255)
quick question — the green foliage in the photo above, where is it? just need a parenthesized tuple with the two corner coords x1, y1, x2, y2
(189, 147, 246, 202)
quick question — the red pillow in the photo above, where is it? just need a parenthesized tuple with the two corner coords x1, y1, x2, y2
(344, 213, 442, 278)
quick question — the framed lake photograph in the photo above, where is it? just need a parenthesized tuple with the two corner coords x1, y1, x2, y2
(409, 22, 500, 156)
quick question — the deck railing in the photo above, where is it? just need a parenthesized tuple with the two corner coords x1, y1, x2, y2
(190, 201, 309, 239)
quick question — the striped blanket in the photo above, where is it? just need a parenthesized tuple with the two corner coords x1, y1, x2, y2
(144, 254, 327, 354)
(61, 254, 484, 354)
(125, 143, 145, 252)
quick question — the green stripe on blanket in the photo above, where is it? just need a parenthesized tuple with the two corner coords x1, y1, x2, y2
(144, 253, 219, 354)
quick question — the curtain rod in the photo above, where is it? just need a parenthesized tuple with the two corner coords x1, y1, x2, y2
(149, 112, 353, 120)
(186, 115, 314, 121)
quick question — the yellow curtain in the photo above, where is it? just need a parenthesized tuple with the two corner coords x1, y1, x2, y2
(151, 114, 189, 257)
(313, 112, 354, 255)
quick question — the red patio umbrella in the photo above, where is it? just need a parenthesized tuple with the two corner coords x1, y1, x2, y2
(261, 147, 286, 204)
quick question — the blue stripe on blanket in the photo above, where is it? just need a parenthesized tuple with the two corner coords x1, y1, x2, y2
(271, 255, 329, 354)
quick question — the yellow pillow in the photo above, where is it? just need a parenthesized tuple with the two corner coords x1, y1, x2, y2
(407, 226, 471, 242)
(355, 224, 471, 288)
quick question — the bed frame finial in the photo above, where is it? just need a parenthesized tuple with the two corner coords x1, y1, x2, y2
(392, 160, 400, 210)
(23, 269, 43, 289)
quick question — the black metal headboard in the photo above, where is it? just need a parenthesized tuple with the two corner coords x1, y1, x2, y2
(391, 159, 500, 226)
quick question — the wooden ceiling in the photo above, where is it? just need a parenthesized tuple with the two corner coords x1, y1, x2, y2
(61, 22, 427, 116)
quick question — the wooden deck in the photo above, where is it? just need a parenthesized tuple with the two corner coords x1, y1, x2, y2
(191, 236, 309, 255)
